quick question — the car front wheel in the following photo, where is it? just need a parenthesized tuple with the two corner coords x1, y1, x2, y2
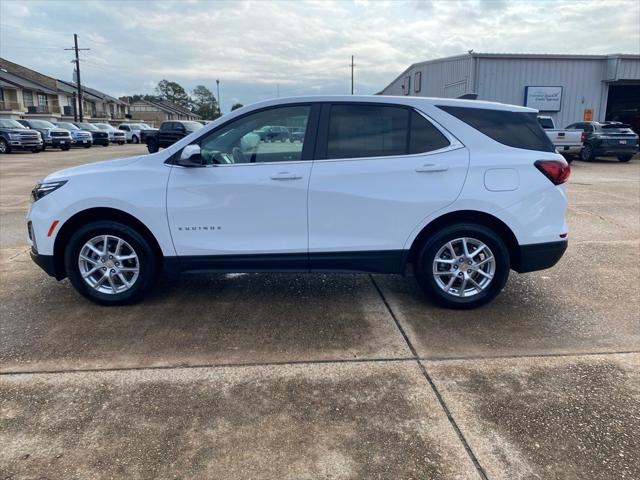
(64, 221, 158, 305)
(618, 155, 632, 162)
(132, 135, 139, 144)
(414, 223, 510, 309)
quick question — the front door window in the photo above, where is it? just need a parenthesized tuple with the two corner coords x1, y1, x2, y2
(199, 105, 311, 165)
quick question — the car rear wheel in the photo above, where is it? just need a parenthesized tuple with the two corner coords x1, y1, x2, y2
(414, 223, 510, 309)
(65, 221, 158, 305)
(618, 155, 632, 162)
(581, 144, 595, 161)
(132, 135, 139, 144)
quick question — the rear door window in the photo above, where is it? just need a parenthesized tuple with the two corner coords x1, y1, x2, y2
(327, 104, 408, 159)
(410, 111, 450, 154)
(437, 105, 555, 152)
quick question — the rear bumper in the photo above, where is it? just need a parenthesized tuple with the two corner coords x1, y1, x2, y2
(557, 145, 582, 154)
(514, 240, 567, 273)
(594, 145, 639, 156)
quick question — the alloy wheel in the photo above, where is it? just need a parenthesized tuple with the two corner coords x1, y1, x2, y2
(78, 234, 140, 294)
(432, 237, 496, 298)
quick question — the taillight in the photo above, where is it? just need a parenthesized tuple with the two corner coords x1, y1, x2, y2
(534, 160, 571, 185)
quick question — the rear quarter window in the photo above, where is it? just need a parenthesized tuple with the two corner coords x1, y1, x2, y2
(438, 105, 555, 152)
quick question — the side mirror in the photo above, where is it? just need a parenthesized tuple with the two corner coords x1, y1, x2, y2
(177, 144, 203, 167)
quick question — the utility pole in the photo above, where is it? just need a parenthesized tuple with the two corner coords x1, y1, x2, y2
(65, 34, 89, 121)
(350, 55, 355, 95)
(216, 79, 221, 116)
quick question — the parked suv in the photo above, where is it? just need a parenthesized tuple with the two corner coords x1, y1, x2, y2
(567, 121, 639, 162)
(27, 96, 569, 308)
(75, 122, 110, 147)
(93, 123, 126, 145)
(0, 119, 43, 153)
(16, 119, 71, 151)
(54, 122, 93, 148)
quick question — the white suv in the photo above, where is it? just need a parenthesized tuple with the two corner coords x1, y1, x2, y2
(27, 96, 569, 308)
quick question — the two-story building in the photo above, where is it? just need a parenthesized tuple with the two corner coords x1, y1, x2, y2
(127, 99, 200, 126)
(0, 58, 130, 125)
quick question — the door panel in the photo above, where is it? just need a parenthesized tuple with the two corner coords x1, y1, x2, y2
(308, 147, 469, 253)
(166, 104, 317, 257)
(167, 162, 311, 256)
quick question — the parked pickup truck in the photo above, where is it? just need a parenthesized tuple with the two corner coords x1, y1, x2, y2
(538, 116, 584, 161)
(144, 121, 203, 153)
(0, 119, 43, 153)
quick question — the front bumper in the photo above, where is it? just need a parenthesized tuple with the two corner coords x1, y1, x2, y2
(71, 138, 93, 146)
(9, 140, 43, 150)
(46, 138, 72, 147)
(30, 250, 59, 278)
(514, 240, 567, 273)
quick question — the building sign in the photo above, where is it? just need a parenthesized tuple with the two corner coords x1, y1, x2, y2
(524, 86, 563, 111)
(583, 109, 594, 121)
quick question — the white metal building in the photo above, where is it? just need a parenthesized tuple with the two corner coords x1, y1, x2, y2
(380, 53, 640, 131)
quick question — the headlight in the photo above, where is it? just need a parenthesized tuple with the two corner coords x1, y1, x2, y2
(31, 181, 67, 202)
(42, 130, 51, 138)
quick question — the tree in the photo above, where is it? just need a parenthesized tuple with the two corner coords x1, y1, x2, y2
(231, 103, 244, 111)
(191, 85, 219, 119)
(155, 79, 190, 108)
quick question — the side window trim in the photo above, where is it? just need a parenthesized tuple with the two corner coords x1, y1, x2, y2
(315, 102, 464, 162)
(170, 103, 321, 167)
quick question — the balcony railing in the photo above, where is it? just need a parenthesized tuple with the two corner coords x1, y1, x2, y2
(0, 101, 22, 111)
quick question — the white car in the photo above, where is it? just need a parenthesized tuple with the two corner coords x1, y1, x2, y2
(27, 96, 569, 308)
(117, 123, 144, 144)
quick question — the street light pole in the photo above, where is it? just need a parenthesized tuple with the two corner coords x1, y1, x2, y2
(216, 79, 220, 115)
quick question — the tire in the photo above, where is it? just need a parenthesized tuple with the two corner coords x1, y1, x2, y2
(147, 138, 159, 154)
(62, 145, 71, 151)
(64, 221, 158, 305)
(41, 145, 47, 151)
(581, 144, 595, 161)
(132, 135, 139, 144)
(0, 139, 12, 154)
(102, 143, 109, 147)
(414, 223, 510, 309)
(119, 142, 125, 145)
(618, 155, 632, 162)
(84, 145, 91, 148)
(32, 148, 41, 153)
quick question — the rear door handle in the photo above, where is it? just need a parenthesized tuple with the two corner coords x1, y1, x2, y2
(415, 164, 449, 173)
(270, 172, 302, 180)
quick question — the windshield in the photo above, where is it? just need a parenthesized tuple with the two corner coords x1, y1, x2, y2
(183, 121, 203, 132)
(94, 123, 113, 130)
(127, 124, 144, 130)
(28, 120, 56, 129)
(0, 119, 26, 129)
(139, 123, 153, 129)
(601, 124, 635, 134)
(77, 123, 98, 131)
(56, 122, 79, 130)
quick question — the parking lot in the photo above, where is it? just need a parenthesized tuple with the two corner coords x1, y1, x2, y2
(1, 146, 639, 479)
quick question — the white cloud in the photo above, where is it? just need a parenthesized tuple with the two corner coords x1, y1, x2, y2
(1, 0, 638, 110)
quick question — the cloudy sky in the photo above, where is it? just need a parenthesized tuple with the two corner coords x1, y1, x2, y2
(1, 0, 638, 111)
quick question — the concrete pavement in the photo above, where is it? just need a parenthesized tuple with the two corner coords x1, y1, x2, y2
(1, 147, 639, 479)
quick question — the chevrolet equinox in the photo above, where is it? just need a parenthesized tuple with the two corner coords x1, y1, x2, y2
(28, 96, 569, 309)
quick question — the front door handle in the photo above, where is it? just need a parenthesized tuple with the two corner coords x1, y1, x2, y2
(270, 172, 302, 180)
(415, 164, 449, 173)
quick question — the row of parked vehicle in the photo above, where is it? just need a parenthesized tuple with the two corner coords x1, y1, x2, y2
(0, 119, 157, 154)
(538, 116, 639, 163)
